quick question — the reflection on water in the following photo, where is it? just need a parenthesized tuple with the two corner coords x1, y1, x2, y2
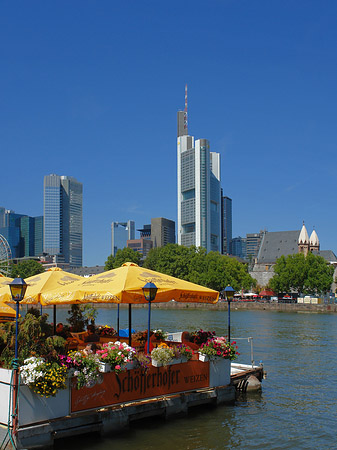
(43, 307, 337, 450)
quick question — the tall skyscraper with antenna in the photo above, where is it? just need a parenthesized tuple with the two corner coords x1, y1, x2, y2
(177, 86, 221, 252)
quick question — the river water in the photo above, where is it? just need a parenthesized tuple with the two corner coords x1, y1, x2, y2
(48, 307, 337, 450)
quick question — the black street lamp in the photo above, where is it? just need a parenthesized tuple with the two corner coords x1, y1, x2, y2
(142, 282, 158, 354)
(9, 277, 28, 434)
(224, 285, 235, 343)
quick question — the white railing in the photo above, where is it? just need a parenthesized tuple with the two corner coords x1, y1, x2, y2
(232, 337, 255, 367)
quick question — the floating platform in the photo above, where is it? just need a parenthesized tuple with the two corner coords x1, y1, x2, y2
(0, 361, 264, 450)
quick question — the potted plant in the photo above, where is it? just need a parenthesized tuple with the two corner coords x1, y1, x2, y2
(171, 343, 193, 363)
(151, 344, 175, 367)
(66, 351, 102, 389)
(153, 329, 168, 341)
(190, 329, 216, 346)
(96, 341, 136, 373)
(20, 356, 68, 398)
(198, 337, 238, 362)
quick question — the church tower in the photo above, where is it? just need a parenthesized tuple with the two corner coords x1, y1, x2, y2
(309, 229, 320, 252)
(298, 222, 309, 256)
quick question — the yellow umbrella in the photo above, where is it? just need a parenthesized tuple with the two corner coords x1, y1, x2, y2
(0, 275, 13, 288)
(0, 267, 82, 304)
(41, 262, 219, 305)
(0, 300, 16, 322)
(5, 268, 83, 305)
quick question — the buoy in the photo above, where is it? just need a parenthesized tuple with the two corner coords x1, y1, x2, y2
(246, 375, 262, 392)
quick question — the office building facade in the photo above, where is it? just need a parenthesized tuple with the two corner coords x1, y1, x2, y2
(177, 106, 221, 252)
(0, 207, 43, 258)
(151, 217, 175, 248)
(43, 174, 83, 267)
(111, 221, 135, 256)
(246, 232, 264, 259)
(221, 192, 232, 254)
(231, 236, 247, 259)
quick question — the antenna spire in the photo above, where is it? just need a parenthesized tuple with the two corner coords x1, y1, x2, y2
(184, 84, 188, 133)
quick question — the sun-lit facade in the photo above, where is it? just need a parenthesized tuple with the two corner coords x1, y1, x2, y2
(43, 174, 82, 267)
(177, 112, 221, 252)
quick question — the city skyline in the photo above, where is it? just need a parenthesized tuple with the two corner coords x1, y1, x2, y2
(1, 1, 337, 266)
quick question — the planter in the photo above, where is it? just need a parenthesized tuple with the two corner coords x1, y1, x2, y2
(125, 361, 136, 370)
(151, 357, 183, 367)
(99, 362, 111, 373)
(197, 354, 231, 387)
(209, 357, 231, 387)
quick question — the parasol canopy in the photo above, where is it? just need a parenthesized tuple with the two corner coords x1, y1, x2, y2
(41, 262, 219, 305)
(0, 300, 16, 322)
(0, 268, 83, 304)
(259, 290, 275, 297)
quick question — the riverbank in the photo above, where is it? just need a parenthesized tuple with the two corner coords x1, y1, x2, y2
(119, 301, 337, 313)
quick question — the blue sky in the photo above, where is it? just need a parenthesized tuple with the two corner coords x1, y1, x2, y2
(1, 1, 337, 266)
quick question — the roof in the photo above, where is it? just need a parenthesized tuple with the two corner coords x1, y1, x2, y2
(298, 223, 309, 244)
(257, 230, 300, 264)
(312, 250, 337, 263)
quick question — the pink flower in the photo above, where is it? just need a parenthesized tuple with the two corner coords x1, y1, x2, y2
(115, 365, 121, 370)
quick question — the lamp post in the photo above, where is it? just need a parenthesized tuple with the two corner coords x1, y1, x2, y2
(142, 282, 158, 354)
(9, 277, 28, 435)
(224, 285, 235, 343)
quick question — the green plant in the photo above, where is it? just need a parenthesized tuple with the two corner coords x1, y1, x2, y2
(151, 346, 175, 366)
(133, 352, 152, 371)
(199, 337, 238, 361)
(68, 351, 101, 389)
(80, 304, 98, 326)
(96, 341, 135, 374)
(0, 313, 52, 368)
(153, 329, 168, 340)
(190, 329, 216, 345)
(67, 305, 86, 332)
(171, 344, 193, 360)
(20, 357, 67, 398)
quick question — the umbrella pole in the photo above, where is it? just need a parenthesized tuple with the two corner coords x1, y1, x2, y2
(53, 305, 56, 335)
(117, 304, 120, 336)
(146, 301, 151, 354)
(128, 304, 132, 347)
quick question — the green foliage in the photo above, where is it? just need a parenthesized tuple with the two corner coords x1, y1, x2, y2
(269, 252, 334, 295)
(81, 304, 98, 325)
(104, 247, 141, 270)
(144, 244, 256, 292)
(67, 305, 86, 332)
(11, 260, 44, 278)
(0, 313, 53, 368)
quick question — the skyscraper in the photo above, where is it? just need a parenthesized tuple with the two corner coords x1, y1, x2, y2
(43, 174, 83, 267)
(151, 217, 175, 248)
(111, 221, 135, 256)
(0, 208, 43, 258)
(221, 192, 232, 254)
(177, 88, 221, 252)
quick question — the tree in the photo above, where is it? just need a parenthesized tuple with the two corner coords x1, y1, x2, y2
(11, 260, 44, 278)
(269, 252, 334, 295)
(144, 244, 256, 292)
(104, 247, 141, 270)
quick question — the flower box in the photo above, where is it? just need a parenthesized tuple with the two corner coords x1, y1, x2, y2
(152, 357, 185, 367)
(198, 354, 231, 386)
(99, 362, 111, 373)
(125, 361, 136, 370)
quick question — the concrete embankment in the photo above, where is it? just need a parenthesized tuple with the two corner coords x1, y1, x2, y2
(119, 301, 337, 313)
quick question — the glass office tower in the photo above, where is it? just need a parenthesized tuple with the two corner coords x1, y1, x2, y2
(111, 221, 135, 256)
(177, 113, 221, 252)
(43, 174, 83, 267)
